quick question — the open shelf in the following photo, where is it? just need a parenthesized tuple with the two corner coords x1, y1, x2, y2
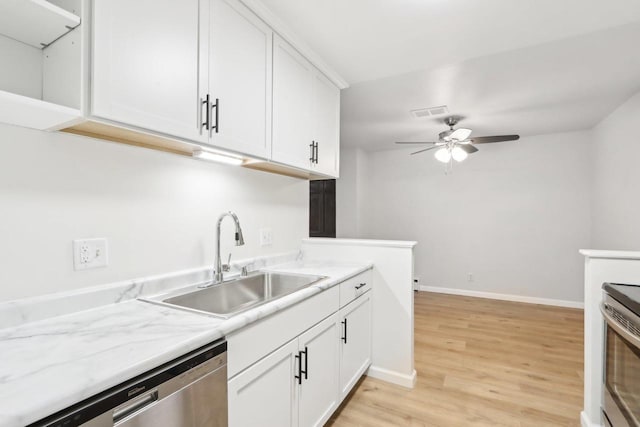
(0, 0, 80, 48)
(0, 90, 81, 130)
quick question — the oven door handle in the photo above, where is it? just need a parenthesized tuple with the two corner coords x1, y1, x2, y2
(600, 302, 640, 349)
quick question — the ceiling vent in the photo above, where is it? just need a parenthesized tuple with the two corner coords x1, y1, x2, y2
(410, 105, 449, 118)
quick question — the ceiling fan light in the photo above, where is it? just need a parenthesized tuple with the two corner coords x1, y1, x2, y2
(452, 146, 468, 162)
(434, 148, 451, 163)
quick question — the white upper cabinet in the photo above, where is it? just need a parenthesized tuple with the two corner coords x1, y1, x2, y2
(312, 70, 340, 177)
(272, 34, 314, 170)
(89, 0, 341, 176)
(92, 0, 207, 144)
(207, 0, 272, 158)
(272, 35, 341, 177)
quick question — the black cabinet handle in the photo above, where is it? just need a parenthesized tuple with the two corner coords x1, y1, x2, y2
(314, 141, 319, 164)
(355, 283, 366, 290)
(210, 98, 219, 135)
(341, 319, 347, 344)
(295, 347, 308, 384)
(201, 94, 210, 131)
(301, 347, 308, 380)
(309, 141, 315, 162)
(294, 351, 302, 384)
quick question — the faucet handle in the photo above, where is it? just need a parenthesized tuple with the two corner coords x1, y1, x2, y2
(222, 253, 232, 272)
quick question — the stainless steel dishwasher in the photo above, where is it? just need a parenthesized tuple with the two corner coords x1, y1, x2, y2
(30, 340, 228, 427)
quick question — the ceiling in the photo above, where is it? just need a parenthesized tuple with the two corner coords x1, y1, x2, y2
(260, 0, 640, 84)
(261, 0, 640, 150)
(341, 23, 640, 150)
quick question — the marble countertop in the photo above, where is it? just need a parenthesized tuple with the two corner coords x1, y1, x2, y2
(0, 260, 372, 427)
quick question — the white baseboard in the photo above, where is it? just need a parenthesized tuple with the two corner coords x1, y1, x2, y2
(419, 285, 584, 309)
(581, 411, 602, 427)
(366, 366, 417, 388)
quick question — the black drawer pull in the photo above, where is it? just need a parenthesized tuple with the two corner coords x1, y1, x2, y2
(355, 283, 367, 290)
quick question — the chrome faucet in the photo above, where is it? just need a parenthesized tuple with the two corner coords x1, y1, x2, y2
(214, 211, 245, 283)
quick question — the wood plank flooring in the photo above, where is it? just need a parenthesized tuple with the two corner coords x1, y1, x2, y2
(327, 292, 584, 427)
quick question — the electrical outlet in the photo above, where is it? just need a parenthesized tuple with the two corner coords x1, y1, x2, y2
(73, 238, 108, 270)
(413, 277, 420, 291)
(468, 273, 474, 282)
(259, 228, 273, 246)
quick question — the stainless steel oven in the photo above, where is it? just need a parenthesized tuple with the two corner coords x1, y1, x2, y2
(602, 283, 640, 427)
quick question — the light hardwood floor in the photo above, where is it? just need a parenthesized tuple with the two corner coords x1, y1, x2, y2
(328, 292, 584, 427)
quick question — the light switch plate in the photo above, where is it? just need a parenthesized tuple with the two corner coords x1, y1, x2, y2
(73, 238, 108, 270)
(259, 228, 273, 246)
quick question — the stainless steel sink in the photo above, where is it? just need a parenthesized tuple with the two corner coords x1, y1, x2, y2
(161, 272, 325, 318)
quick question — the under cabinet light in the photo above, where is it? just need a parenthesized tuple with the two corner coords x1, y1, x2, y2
(192, 148, 244, 166)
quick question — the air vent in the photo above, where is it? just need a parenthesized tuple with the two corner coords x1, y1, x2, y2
(410, 105, 449, 118)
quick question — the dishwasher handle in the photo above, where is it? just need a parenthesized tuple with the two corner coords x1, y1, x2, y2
(113, 390, 158, 424)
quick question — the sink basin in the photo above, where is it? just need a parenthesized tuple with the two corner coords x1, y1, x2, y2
(162, 272, 325, 318)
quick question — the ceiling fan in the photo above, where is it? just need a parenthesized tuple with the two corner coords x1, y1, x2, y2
(395, 117, 520, 163)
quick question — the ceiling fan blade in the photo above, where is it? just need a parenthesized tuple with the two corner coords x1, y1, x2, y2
(450, 128, 472, 141)
(395, 141, 437, 145)
(470, 135, 520, 144)
(458, 144, 479, 154)
(410, 146, 440, 155)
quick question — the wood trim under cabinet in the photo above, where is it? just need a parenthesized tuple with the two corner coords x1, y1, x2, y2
(62, 120, 327, 181)
(62, 120, 195, 157)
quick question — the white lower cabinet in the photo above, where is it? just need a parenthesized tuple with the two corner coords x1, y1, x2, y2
(228, 339, 299, 427)
(227, 271, 372, 427)
(298, 314, 340, 427)
(339, 292, 372, 399)
(228, 314, 339, 427)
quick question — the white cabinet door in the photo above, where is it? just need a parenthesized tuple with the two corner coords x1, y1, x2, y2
(272, 35, 314, 170)
(92, 0, 207, 144)
(339, 292, 372, 399)
(228, 339, 299, 427)
(209, 0, 272, 159)
(298, 313, 340, 427)
(312, 70, 340, 177)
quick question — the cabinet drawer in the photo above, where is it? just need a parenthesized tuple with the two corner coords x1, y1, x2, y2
(227, 285, 339, 378)
(339, 270, 372, 308)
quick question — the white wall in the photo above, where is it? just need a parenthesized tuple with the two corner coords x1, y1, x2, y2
(340, 131, 592, 303)
(336, 147, 368, 237)
(592, 91, 640, 250)
(0, 124, 308, 302)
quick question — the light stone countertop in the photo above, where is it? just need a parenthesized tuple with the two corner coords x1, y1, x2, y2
(0, 260, 372, 427)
